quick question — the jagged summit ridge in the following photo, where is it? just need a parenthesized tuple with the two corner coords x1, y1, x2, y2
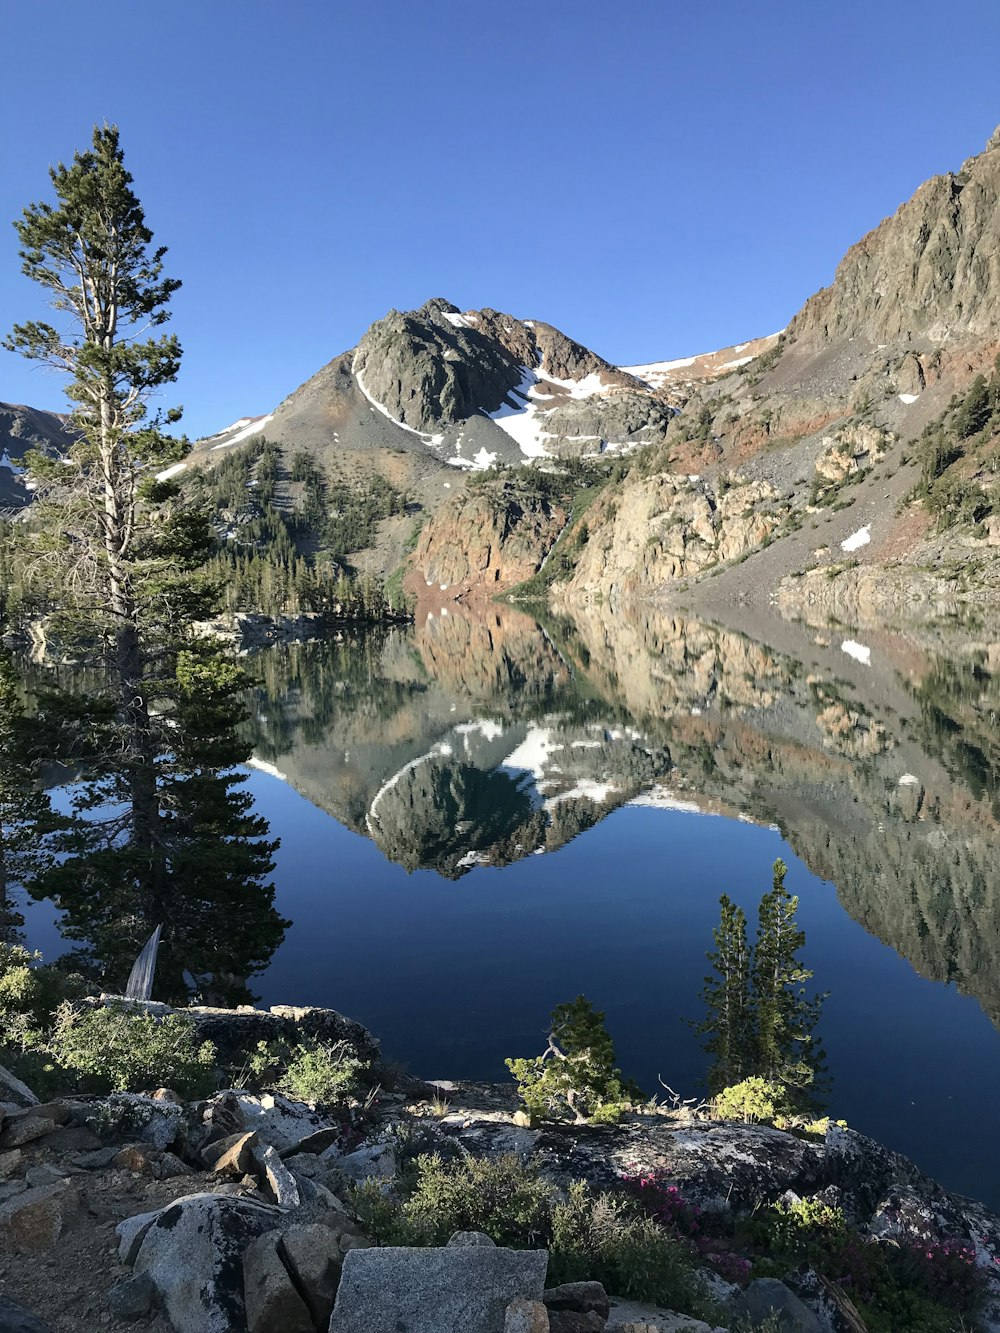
(791, 125, 1000, 345)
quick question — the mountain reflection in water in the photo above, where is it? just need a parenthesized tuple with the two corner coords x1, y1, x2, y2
(246, 603, 1000, 1031)
(20, 600, 1000, 1205)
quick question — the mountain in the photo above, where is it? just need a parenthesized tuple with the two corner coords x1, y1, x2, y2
(446, 125, 1000, 619)
(9, 125, 1000, 622)
(0, 403, 76, 512)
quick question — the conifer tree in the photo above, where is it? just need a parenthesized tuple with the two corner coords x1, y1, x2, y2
(4, 127, 283, 997)
(698, 894, 752, 1093)
(751, 859, 825, 1093)
(0, 649, 64, 940)
(699, 860, 825, 1103)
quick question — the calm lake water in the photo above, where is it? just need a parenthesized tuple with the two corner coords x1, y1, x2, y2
(19, 602, 1000, 1207)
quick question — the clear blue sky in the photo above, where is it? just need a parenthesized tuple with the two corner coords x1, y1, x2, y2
(2, 0, 999, 439)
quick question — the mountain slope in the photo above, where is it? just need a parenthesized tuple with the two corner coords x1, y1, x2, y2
(532, 126, 1000, 622)
(0, 403, 76, 511)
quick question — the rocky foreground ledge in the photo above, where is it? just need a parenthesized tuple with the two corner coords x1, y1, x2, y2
(0, 1001, 997, 1333)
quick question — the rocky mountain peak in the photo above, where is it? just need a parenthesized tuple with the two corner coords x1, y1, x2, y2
(789, 129, 1000, 347)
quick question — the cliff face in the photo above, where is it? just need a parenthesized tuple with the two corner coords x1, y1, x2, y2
(553, 473, 789, 603)
(790, 127, 1000, 346)
(404, 478, 568, 602)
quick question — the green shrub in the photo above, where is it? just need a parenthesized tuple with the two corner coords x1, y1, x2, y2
(280, 1039, 368, 1105)
(47, 1001, 217, 1096)
(0, 943, 87, 1048)
(549, 1180, 707, 1314)
(351, 1155, 711, 1319)
(506, 995, 640, 1124)
(353, 1153, 554, 1249)
(713, 1077, 795, 1124)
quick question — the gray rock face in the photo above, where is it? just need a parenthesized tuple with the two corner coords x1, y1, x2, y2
(330, 1244, 549, 1333)
(543, 1282, 611, 1319)
(0, 403, 76, 511)
(353, 300, 526, 435)
(730, 1277, 822, 1333)
(791, 126, 1000, 344)
(277, 1222, 343, 1327)
(106, 1273, 157, 1322)
(330, 1139, 398, 1182)
(132, 1193, 283, 1333)
(251, 1141, 301, 1208)
(242, 1231, 313, 1333)
(504, 1299, 550, 1333)
(0, 1181, 78, 1253)
(229, 1092, 333, 1154)
(0, 1065, 39, 1110)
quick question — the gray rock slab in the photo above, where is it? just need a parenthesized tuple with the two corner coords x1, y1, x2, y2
(505, 1299, 549, 1333)
(242, 1231, 313, 1333)
(133, 1193, 283, 1333)
(330, 1244, 548, 1333)
(0, 1065, 40, 1109)
(234, 1093, 332, 1153)
(107, 1273, 157, 1321)
(116, 1207, 163, 1265)
(543, 1283, 611, 1319)
(278, 1222, 343, 1327)
(0, 1181, 78, 1253)
(730, 1278, 822, 1333)
(605, 1300, 720, 1332)
(0, 1296, 54, 1333)
(252, 1141, 301, 1208)
(332, 1139, 397, 1182)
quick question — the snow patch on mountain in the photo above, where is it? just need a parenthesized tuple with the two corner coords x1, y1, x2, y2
(210, 414, 274, 449)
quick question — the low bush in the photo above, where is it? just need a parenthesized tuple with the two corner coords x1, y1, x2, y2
(713, 1077, 795, 1124)
(352, 1152, 715, 1320)
(230, 1035, 369, 1105)
(353, 1152, 554, 1249)
(549, 1180, 709, 1314)
(281, 1038, 369, 1105)
(47, 1001, 217, 1096)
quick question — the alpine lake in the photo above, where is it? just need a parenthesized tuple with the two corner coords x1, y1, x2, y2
(19, 600, 1000, 1209)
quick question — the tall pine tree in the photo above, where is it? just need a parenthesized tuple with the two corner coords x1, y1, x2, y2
(700, 860, 825, 1103)
(751, 859, 825, 1095)
(698, 894, 753, 1093)
(4, 126, 284, 1000)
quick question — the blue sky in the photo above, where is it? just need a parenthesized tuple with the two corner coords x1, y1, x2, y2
(2, 0, 999, 439)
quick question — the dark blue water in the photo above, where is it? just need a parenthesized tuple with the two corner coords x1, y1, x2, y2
(19, 609, 1000, 1208)
(234, 768, 1000, 1207)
